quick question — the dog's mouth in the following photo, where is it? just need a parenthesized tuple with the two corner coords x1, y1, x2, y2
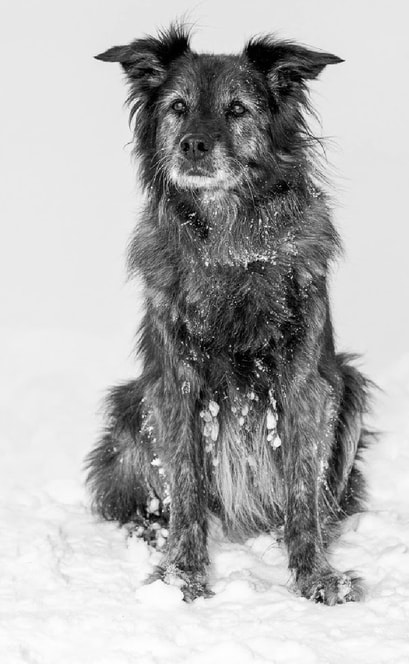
(183, 162, 210, 174)
(169, 165, 237, 191)
(184, 167, 213, 179)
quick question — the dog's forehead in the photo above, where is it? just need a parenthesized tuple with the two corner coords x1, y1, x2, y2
(165, 53, 261, 102)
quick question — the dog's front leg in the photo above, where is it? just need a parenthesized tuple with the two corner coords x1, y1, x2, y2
(281, 374, 363, 605)
(149, 361, 212, 601)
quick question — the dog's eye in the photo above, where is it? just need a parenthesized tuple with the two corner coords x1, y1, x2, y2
(171, 100, 187, 114)
(229, 101, 247, 117)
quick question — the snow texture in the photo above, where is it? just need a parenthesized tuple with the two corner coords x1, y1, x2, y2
(1, 328, 409, 663)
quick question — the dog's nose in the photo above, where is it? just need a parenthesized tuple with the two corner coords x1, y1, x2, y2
(179, 133, 211, 161)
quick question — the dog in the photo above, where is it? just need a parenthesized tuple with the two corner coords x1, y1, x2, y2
(86, 24, 371, 605)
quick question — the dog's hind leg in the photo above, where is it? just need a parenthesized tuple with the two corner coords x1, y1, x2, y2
(331, 353, 371, 517)
(85, 379, 169, 545)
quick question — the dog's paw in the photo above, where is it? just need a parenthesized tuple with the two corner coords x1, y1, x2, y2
(146, 564, 214, 602)
(299, 571, 365, 606)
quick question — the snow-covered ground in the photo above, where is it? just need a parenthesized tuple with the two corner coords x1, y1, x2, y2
(1, 327, 409, 664)
(1, 0, 408, 660)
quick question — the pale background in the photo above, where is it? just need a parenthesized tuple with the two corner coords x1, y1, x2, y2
(1, 3, 409, 661)
(1, 0, 408, 382)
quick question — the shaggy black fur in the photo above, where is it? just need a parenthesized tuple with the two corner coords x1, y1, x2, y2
(86, 24, 371, 604)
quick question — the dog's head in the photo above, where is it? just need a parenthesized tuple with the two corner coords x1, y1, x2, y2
(96, 24, 342, 194)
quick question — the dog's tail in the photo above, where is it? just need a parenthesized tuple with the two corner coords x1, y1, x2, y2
(330, 353, 374, 516)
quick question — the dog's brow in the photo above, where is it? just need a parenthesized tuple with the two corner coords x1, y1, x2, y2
(215, 87, 261, 114)
(160, 87, 197, 108)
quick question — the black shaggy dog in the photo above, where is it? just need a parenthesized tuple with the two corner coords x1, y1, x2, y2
(86, 24, 371, 605)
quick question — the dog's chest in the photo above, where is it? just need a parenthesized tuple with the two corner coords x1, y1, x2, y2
(180, 250, 294, 348)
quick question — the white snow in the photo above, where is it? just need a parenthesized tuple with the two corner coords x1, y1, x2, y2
(1, 328, 409, 663)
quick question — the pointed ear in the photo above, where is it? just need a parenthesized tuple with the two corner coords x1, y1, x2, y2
(95, 24, 191, 91)
(245, 36, 343, 83)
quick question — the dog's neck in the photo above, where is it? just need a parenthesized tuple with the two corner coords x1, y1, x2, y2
(159, 178, 311, 234)
(153, 183, 305, 269)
